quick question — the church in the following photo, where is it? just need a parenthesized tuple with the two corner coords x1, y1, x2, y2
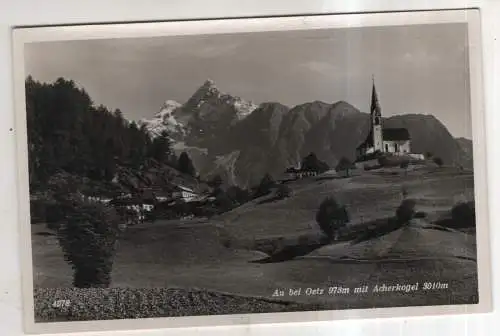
(356, 78, 412, 160)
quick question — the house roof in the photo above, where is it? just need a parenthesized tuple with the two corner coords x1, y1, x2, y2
(175, 185, 195, 193)
(383, 128, 410, 141)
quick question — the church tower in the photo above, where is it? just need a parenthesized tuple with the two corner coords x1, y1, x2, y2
(371, 76, 383, 152)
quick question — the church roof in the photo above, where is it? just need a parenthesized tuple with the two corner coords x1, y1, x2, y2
(383, 128, 410, 141)
(356, 127, 410, 150)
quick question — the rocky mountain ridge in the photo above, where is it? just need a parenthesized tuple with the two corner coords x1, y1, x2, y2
(138, 80, 474, 187)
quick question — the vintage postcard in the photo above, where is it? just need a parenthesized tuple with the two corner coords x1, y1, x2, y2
(12, 8, 491, 334)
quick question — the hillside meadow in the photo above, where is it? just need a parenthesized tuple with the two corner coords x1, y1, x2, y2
(31, 166, 478, 321)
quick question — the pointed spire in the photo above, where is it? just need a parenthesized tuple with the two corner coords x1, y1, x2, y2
(371, 75, 381, 117)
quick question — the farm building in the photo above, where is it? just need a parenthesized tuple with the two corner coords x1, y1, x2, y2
(172, 185, 198, 202)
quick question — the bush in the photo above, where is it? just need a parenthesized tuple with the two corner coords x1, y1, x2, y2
(415, 211, 427, 219)
(315, 196, 350, 241)
(226, 186, 251, 205)
(253, 173, 276, 198)
(433, 157, 444, 167)
(276, 184, 292, 199)
(56, 199, 123, 288)
(335, 157, 354, 177)
(395, 199, 417, 224)
(401, 185, 409, 199)
(301, 152, 329, 173)
(451, 201, 475, 228)
(214, 189, 235, 213)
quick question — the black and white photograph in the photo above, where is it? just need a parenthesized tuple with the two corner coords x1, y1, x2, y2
(12, 9, 491, 334)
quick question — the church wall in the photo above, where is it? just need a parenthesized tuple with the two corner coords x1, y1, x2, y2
(383, 140, 411, 154)
(373, 125, 383, 152)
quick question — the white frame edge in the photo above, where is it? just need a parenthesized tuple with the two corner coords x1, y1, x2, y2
(11, 8, 491, 335)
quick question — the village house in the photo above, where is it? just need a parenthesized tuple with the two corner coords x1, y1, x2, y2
(87, 196, 112, 204)
(356, 77, 424, 161)
(280, 163, 318, 182)
(109, 196, 155, 223)
(172, 185, 198, 202)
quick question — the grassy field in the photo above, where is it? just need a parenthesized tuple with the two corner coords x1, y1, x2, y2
(31, 166, 478, 321)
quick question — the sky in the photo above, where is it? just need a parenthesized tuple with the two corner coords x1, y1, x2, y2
(24, 22, 472, 139)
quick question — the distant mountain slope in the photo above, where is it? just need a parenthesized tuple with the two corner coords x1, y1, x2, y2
(139, 79, 473, 187)
(456, 137, 474, 167)
(114, 159, 209, 195)
(382, 114, 471, 167)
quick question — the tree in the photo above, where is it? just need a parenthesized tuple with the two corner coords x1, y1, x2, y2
(25, 76, 189, 188)
(315, 196, 350, 241)
(401, 185, 409, 199)
(253, 173, 276, 198)
(150, 131, 173, 164)
(208, 174, 223, 189)
(400, 160, 410, 176)
(301, 152, 329, 173)
(178, 151, 196, 177)
(214, 188, 235, 213)
(335, 157, 354, 177)
(55, 198, 123, 288)
(395, 199, 417, 225)
(226, 185, 251, 205)
(451, 201, 475, 228)
(276, 184, 292, 199)
(425, 152, 433, 159)
(433, 157, 444, 167)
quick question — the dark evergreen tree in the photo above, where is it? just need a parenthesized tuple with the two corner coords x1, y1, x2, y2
(214, 188, 234, 213)
(150, 131, 173, 164)
(276, 183, 292, 199)
(24, 76, 175, 188)
(178, 151, 196, 176)
(226, 185, 251, 205)
(208, 174, 223, 189)
(335, 157, 354, 177)
(301, 152, 329, 173)
(253, 173, 276, 198)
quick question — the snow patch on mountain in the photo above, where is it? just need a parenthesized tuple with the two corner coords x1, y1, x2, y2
(139, 100, 184, 138)
(233, 99, 259, 121)
(191, 79, 259, 122)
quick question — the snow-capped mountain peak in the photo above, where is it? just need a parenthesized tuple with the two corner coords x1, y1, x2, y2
(188, 79, 259, 120)
(232, 98, 259, 120)
(156, 100, 182, 118)
(139, 99, 185, 139)
(138, 79, 259, 139)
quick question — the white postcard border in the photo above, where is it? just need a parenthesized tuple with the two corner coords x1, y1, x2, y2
(11, 9, 491, 335)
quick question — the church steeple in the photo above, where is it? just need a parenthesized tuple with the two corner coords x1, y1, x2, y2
(371, 76, 384, 152)
(371, 75, 382, 119)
